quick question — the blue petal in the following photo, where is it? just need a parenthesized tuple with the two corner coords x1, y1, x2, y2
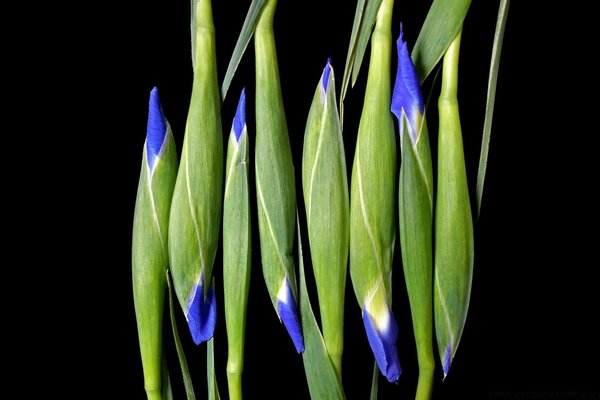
(322, 58, 332, 94)
(391, 24, 424, 145)
(277, 278, 304, 353)
(363, 308, 402, 382)
(442, 343, 452, 378)
(146, 87, 168, 171)
(187, 283, 217, 345)
(233, 88, 246, 143)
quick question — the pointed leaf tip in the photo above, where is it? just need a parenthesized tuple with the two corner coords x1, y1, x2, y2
(391, 24, 424, 145)
(187, 284, 217, 345)
(233, 88, 246, 142)
(363, 308, 402, 383)
(277, 278, 305, 353)
(146, 87, 168, 170)
(322, 58, 332, 94)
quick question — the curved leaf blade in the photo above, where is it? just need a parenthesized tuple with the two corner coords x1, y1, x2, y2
(298, 218, 345, 400)
(476, 0, 510, 217)
(412, 0, 471, 83)
(221, 0, 267, 100)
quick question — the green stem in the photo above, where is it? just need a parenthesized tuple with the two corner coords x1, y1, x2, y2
(440, 29, 462, 101)
(226, 369, 242, 400)
(145, 389, 162, 400)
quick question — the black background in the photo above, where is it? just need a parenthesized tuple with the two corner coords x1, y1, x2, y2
(82, 0, 599, 399)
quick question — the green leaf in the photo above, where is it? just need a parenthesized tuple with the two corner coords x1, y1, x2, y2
(297, 218, 345, 400)
(369, 362, 378, 400)
(350, 0, 383, 87)
(476, 0, 510, 217)
(412, 0, 471, 83)
(207, 337, 221, 400)
(162, 349, 174, 400)
(167, 271, 197, 400)
(339, 0, 383, 123)
(340, 0, 366, 121)
(221, 0, 267, 100)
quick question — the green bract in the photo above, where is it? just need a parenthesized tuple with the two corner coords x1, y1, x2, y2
(302, 61, 349, 379)
(168, 0, 223, 343)
(434, 29, 475, 379)
(132, 89, 178, 400)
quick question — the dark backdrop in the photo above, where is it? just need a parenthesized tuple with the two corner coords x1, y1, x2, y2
(92, 1, 599, 399)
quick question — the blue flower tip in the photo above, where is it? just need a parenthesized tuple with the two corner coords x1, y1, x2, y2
(442, 344, 452, 378)
(146, 87, 167, 170)
(232, 88, 246, 142)
(363, 308, 402, 383)
(322, 59, 332, 94)
(186, 284, 217, 345)
(277, 279, 304, 353)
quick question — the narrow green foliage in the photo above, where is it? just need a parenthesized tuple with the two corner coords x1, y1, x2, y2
(351, 0, 384, 87)
(477, 0, 510, 217)
(298, 219, 345, 400)
(412, 0, 471, 83)
(302, 62, 349, 379)
(132, 100, 178, 400)
(254, 0, 299, 322)
(340, 0, 383, 121)
(223, 92, 251, 400)
(370, 362, 378, 400)
(221, 0, 267, 100)
(434, 29, 475, 379)
(340, 0, 366, 121)
(208, 338, 221, 400)
(169, 0, 223, 323)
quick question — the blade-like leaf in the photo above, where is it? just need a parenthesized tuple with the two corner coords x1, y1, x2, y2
(412, 0, 471, 83)
(298, 217, 345, 400)
(207, 337, 221, 400)
(167, 271, 197, 400)
(221, 0, 267, 100)
(351, 0, 383, 87)
(476, 0, 510, 217)
(340, 0, 366, 120)
(162, 347, 174, 400)
(369, 362, 378, 400)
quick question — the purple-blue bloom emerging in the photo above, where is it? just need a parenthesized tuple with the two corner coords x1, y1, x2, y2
(146, 87, 168, 171)
(187, 282, 217, 345)
(233, 88, 246, 143)
(391, 24, 424, 145)
(322, 58, 332, 94)
(277, 277, 304, 353)
(363, 306, 402, 382)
